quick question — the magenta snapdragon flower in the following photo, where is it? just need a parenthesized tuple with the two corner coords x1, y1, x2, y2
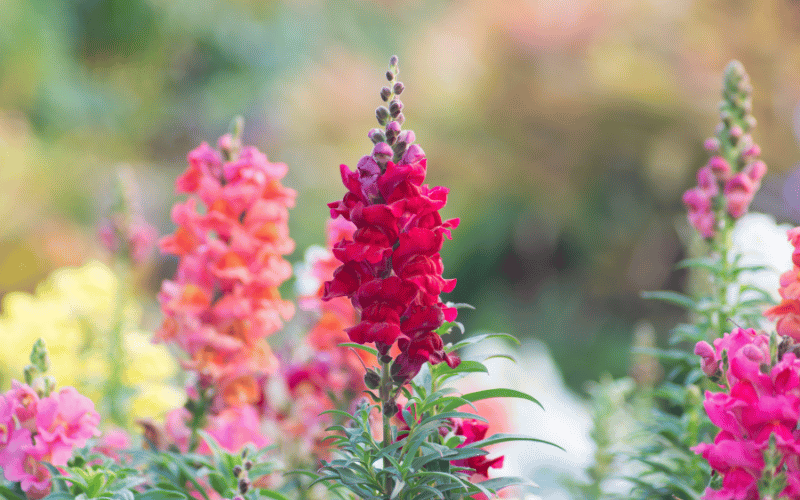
(694, 328, 800, 498)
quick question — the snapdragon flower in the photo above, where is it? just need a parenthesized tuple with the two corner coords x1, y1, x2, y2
(765, 227, 800, 340)
(0, 381, 100, 499)
(323, 57, 460, 380)
(683, 61, 766, 238)
(158, 132, 296, 411)
(693, 328, 800, 499)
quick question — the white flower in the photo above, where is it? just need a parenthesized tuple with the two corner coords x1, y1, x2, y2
(456, 338, 593, 500)
(731, 212, 793, 303)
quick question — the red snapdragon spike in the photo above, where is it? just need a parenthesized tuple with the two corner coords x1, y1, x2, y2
(322, 57, 460, 373)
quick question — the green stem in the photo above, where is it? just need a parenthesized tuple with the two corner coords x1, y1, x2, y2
(380, 359, 393, 497)
(106, 262, 129, 426)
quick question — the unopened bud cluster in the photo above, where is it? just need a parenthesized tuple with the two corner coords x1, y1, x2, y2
(232, 456, 254, 495)
(369, 55, 416, 165)
(683, 61, 766, 238)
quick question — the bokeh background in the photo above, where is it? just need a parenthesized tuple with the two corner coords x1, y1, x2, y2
(3, 0, 800, 396)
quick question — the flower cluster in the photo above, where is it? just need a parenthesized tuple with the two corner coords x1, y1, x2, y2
(683, 61, 766, 238)
(693, 328, 800, 499)
(324, 57, 460, 380)
(765, 227, 800, 339)
(157, 132, 296, 413)
(0, 381, 101, 499)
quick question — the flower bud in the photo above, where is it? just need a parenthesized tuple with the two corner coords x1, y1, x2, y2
(372, 142, 393, 165)
(233, 465, 243, 477)
(779, 336, 795, 361)
(743, 160, 766, 182)
(743, 143, 761, 158)
(238, 478, 250, 494)
(376, 106, 390, 126)
(389, 55, 399, 68)
(364, 370, 381, 389)
(403, 144, 425, 164)
(386, 70, 395, 81)
(368, 128, 387, 144)
(383, 400, 399, 417)
(707, 156, 730, 180)
(392, 141, 409, 159)
(395, 113, 405, 125)
(729, 125, 743, 140)
(380, 86, 392, 102)
(397, 130, 415, 145)
(389, 99, 404, 117)
(244, 459, 253, 471)
(703, 137, 720, 152)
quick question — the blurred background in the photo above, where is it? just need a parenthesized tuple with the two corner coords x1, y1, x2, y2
(2, 0, 800, 395)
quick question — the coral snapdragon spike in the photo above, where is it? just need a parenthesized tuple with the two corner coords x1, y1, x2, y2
(683, 61, 766, 238)
(693, 329, 800, 499)
(158, 130, 296, 408)
(323, 56, 460, 381)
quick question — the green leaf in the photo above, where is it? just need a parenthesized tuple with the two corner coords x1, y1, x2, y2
(469, 433, 565, 451)
(337, 342, 379, 356)
(136, 490, 188, 500)
(39, 494, 73, 500)
(640, 291, 696, 311)
(476, 475, 539, 491)
(446, 333, 521, 353)
(256, 490, 293, 500)
(676, 257, 720, 272)
(418, 411, 488, 428)
(441, 388, 543, 412)
(206, 473, 229, 496)
(319, 409, 357, 421)
(443, 360, 489, 375)
(480, 353, 516, 363)
(444, 302, 476, 310)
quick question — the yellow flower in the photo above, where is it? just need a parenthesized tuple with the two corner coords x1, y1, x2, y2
(0, 261, 181, 426)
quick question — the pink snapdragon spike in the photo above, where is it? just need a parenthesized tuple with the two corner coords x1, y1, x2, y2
(766, 227, 800, 340)
(692, 328, 800, 499)
(683, 61, 766, 238)
(0, 381, 101, 499)
(323, 56, 460, 381)
(98, 169, 158, 264)
(157, 129, 295, 419)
